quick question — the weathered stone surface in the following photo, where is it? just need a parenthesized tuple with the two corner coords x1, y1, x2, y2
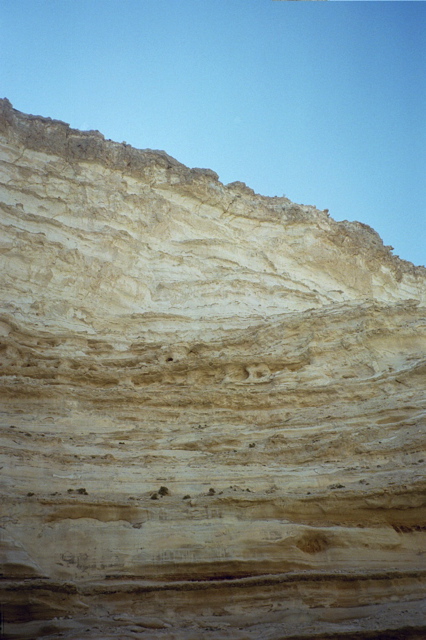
(1, 98, 425, 639)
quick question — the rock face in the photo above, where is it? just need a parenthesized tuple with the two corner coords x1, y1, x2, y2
(0, 97, 425, 639)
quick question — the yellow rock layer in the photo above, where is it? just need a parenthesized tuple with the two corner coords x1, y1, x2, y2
(1, 98, 425, 639)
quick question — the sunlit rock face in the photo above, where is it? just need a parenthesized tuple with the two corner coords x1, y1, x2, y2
(1, 97, 425, 639)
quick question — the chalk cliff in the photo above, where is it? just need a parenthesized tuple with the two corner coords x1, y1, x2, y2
(1, 98, 425, 639)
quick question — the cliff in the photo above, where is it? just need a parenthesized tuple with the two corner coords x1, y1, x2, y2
(1, 98, 425, 639)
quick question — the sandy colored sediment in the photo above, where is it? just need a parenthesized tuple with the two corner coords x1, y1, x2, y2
(0, 98, 425, 639)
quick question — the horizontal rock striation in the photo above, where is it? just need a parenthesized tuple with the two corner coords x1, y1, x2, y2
(1, 98, 425, 639)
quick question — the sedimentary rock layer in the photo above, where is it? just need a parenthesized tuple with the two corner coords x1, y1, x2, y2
(1, 98, 425, 639)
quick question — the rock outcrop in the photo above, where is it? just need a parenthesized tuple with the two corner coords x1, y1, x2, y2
(1, 97, 425, 639)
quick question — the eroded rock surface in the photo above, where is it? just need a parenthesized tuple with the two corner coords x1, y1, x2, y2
(1, 98, 425, 639)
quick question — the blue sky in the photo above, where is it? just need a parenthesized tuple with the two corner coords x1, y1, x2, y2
(1, 0, 425, 266)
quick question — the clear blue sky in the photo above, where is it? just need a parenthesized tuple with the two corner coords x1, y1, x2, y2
(1, 0, 425, 266)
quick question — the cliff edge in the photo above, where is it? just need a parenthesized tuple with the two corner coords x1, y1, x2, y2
(1, 100, 425, 640)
